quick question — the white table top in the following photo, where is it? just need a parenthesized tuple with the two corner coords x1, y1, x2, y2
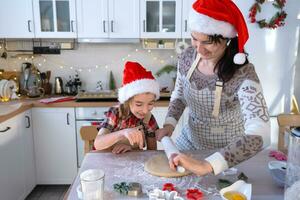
(66, 149, 283, 200)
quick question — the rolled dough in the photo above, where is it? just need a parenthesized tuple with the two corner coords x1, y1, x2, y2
(144, 154, 191, 177)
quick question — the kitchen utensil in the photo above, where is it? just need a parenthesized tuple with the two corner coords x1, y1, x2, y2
(54, 77, 63, 94)
(161, 136, 185, 173)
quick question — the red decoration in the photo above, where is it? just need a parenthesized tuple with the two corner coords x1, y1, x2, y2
(162, 183, 176, 192)
(186, 189, 203, 200)
(249, 0, 287, 29)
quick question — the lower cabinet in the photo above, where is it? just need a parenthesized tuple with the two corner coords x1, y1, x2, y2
(32, 108, 77, 184)
(0, 110, 35, 200)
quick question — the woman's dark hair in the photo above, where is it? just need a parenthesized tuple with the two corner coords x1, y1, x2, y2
(208, 35, 249, 82)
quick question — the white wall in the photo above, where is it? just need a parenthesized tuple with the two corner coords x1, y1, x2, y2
(235, 0, 300, 115)
(0, 43, 177, 92)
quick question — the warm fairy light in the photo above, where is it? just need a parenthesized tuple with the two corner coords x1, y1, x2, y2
(135, 49, 139, 52)
(60, 66, 64, 69)
(70, 67, 73, 69)
(148, 50, 151, 53)
(38, 63, 42, 66)
(18, 57, 21, 60)
(88, 69, 91, 72)
(95, 65, 99, 68)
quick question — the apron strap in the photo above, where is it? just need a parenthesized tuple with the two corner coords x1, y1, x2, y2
(212, 80, 223, 118)
(186, 53, 201, 80)
(185, 53, 223, 118)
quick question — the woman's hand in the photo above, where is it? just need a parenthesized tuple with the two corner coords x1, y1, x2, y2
(169, 153, 213, 176)
(155, 124, 174, 141)
(123, 126, 144, 149)
(112, 144, 132, 154)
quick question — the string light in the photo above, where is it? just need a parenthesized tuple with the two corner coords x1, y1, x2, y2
(11, 45, 177, 73)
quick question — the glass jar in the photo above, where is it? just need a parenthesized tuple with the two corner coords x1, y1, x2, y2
(80, 169, 105, 200)
(284, 127, 300, 200)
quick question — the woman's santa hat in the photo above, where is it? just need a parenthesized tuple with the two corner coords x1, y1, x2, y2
(189, 0, 249, 65)
(118, 61, 160, 103)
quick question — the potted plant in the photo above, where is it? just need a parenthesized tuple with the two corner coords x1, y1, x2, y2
(158, 40, 164, 48)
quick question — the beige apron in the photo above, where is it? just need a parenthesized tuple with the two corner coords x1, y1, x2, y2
(176, 54, 244, 150)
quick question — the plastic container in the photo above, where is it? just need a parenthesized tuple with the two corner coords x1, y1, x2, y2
(284, 127, 300, 200)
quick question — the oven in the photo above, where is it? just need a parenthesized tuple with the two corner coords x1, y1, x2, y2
(75, 107, 108, 168)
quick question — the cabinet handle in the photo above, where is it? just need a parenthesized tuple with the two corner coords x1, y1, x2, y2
(143, 20, 146, 32)
(111, 20, 114, 32)
(0, 127, 11, 133)
(67, 113, 70, 125)
(25, 116, 30, 128)
(103, 20, 106, 33)
(185, 20, 187, 32)
(71, 20, 75, 32)
(27, 20, 32, 32)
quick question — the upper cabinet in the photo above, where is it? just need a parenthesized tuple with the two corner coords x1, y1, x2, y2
(0, 0, 35, 38)
(140, 0, 182, 38)
(32, 0, 77, 38)
(182, 0, 194, 38)
(77, 0, 140, 39)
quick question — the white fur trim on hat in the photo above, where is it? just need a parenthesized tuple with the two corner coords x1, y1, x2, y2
(118, 79, 160, 104)
(233, 53, 246, 65)
(189, 9, 237, 38)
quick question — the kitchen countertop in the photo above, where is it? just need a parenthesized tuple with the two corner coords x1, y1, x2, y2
(0, 97, 170, 123)
(65, 149, 284, 200)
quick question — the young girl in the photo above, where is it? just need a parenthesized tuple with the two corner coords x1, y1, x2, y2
(94, 61, 160, 154)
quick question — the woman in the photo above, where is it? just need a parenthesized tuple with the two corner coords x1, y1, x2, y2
(156, 0, 270, 176)
(94, 61, 160, 154)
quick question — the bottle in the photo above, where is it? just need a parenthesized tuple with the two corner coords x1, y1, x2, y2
(284, 127, 300, 200)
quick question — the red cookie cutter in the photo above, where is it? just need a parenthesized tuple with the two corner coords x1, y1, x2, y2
(162, 183, 176, 192)
(186, 188, 203, 200)
(269, 150, 287, 161)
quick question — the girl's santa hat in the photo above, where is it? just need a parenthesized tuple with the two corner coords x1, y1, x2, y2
(118, 61, 160, 103)
(189, 0, 249, 64)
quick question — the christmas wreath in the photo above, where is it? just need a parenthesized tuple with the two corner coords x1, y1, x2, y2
(249, 0, 287, 29)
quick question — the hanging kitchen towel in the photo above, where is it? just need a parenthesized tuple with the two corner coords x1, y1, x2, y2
(39, 96, 75, 104)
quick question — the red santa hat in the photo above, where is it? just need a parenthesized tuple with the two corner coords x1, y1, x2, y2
(189, 0, 249, 65)
(118, 61, 160, 103)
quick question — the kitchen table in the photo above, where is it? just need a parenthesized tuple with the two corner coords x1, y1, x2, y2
(65, 149, 283, 200)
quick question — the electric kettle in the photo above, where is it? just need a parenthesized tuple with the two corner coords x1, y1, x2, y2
(54, 77, 63, 94)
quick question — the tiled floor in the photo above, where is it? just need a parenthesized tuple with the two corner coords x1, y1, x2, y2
(25, 185, 70, 200)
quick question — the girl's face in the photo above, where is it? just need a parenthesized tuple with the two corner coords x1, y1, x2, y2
(191, 31, 227, 60)
(129, 93, 156, 119)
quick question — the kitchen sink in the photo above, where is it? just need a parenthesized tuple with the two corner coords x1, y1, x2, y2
(0, 103, 22, 116)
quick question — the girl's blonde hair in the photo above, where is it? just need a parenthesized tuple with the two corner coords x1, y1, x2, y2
(119, 98, 132, 120)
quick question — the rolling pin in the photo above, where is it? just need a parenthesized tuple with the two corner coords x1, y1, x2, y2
(161, 136, 186, 173)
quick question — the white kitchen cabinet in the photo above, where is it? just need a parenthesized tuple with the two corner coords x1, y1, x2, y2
(0, 112, 35, 200)
(181, 0, 194, 38)
(140, 0, 182, 38)
(152, 106, 184, 150)
(77, 0, 139, 39)
(20, 110, 36, 197)
(32, 108, 77, 184)
(32, 0, 77, 38)
(0, 0, 35, 38)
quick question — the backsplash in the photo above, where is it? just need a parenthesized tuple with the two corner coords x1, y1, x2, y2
(0, 43, 178, 92)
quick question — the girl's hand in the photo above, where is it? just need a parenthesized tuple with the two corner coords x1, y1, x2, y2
(123, 126, 144, 149)
(155, 124, 174, 141)
(112, 144, 132, 154)
(169, 153, 213, 176)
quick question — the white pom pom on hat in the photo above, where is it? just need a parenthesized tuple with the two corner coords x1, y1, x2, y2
(189, 0, 249, 64)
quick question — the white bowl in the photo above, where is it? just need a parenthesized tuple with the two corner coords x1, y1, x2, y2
(220, 180, 252, 200)
(268, 161, 286, 187)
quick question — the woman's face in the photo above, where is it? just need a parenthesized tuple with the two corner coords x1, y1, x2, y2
(191, 31, 227, 60)
(129, 93, 156, 119)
